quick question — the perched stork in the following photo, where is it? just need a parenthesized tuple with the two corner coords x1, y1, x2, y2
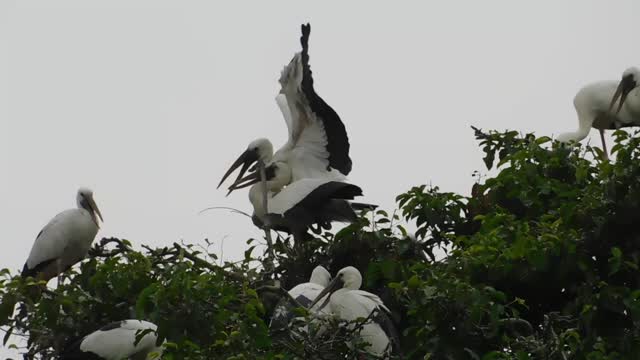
(309, 267, 399, 357)
(558, 67, 640, 156)
(217, 23, 351, 190)
(228, 162, 374, 238)
(60, 320, 163, 360)
(22, 187, 103, 282)
(270, 265, 332, 332)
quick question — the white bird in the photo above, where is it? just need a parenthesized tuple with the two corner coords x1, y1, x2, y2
(309, 266, 398, 357)
(270, 265, 332, 331)
(60, 320, 163, 360)
(21, 187, 103, 282)
(228, 162, 374, 238)
(558, 67, 640, 156)
(217, 23, 352, 191)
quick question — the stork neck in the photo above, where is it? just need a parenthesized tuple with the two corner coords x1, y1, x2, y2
(624, 88, 640, 120)
(249, 185, 268, 217)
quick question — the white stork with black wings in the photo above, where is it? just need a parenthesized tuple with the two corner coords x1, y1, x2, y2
(218, 23, 352, 190)
(22, 187, 103, 282)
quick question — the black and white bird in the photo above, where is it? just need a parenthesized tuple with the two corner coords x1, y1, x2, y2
(309, 267, 399, 358)
(558, 67, 640, 156)
(217, 23, 351, 191)
(270, 265, 332, 332)
(228, 162, 373, 237)
(22, 187, 103, 282)
(60, 320, 163, 360)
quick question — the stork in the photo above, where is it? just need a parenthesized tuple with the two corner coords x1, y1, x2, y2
(309, 266, 399, 357)
(22, 187, 103, 283)
(60, 320, 163, 360)
(228, 162, 374, 238)
(217, 23, 351, 191)
(270, 265, 332, 332)
(558, 67, 640, 157)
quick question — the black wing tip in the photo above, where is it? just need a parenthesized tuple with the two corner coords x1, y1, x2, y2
(21, 263, 34, 278)
(300, 23, 310, 45)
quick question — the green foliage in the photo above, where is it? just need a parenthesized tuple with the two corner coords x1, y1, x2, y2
(2, 128, 640, 359)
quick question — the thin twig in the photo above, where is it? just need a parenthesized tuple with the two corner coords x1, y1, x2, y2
(197, 206, 252, 218)
(172, 243, 219, 273)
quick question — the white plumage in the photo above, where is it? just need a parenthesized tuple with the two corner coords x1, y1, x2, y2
(558, 67, 640, 156)
(61, 320, 163, 360)
(22, 187, 103, 282)
(310, 267, 395, 357)
(270, 266, 332, 331)
(287, 266, 332, 311)
(218, 24, 351, 192)
(249, 175, 348, 217)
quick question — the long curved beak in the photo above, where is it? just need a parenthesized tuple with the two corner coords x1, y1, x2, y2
(309, 276, 343, 310)
(88, 196, 104, 227)
(217, 149, 259, 189)
(608, 75, 636, 115)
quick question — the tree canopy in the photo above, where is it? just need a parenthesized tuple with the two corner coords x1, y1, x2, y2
(2, 128, 640, 359)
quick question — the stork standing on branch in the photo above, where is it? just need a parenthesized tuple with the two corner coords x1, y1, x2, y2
(22, 187, 103, 284)
(558, 67, 640, 157)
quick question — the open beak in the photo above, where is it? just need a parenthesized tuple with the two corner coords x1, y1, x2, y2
(309, 276, 343, 311)
(88, 196, 104, 227)
(226, 169, 262, 195)
(608, 75, 637, 115)
(217, 149, 259, 189)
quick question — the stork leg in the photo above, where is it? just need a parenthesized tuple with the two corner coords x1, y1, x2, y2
(599, 129, 609, 160)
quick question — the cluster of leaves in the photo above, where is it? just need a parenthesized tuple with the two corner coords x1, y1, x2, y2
(391, 129, 640, 359)
(2, 128, 640, 359)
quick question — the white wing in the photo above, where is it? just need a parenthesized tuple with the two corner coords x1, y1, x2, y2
(81, 320, 162, 359)
(267, 178, 331, 215)
(331, 290, 391, 356)
(289, 282, 331, 315)
(24, 208, 98, 278)
(272, 25, 351, 181)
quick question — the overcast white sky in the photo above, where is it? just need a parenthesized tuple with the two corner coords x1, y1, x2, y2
(1, 0, 639, 355)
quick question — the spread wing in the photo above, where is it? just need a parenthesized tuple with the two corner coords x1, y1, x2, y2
(274, 23, 352, 181)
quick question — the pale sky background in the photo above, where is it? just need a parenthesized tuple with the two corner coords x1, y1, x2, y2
(1, 0, 639, 356)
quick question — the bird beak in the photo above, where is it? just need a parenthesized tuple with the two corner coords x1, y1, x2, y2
(309, 276, 343, 310)
(609, 75, 637, 115)
(226, 169, 262, 194)
(88, 196, 104, 227)
(217, 149, 259, 189)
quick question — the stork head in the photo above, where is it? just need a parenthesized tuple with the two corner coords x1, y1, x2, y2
(228, 161, 291, 195)
(609, 67, 640, 115)
(217, 138, 274, 190)
(76, 187, 103, 227)
(308, 266, 363, 310)
(309, 266, 331, 287)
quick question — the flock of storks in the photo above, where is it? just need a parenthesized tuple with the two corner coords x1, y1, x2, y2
(16, 23, 640, 359)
